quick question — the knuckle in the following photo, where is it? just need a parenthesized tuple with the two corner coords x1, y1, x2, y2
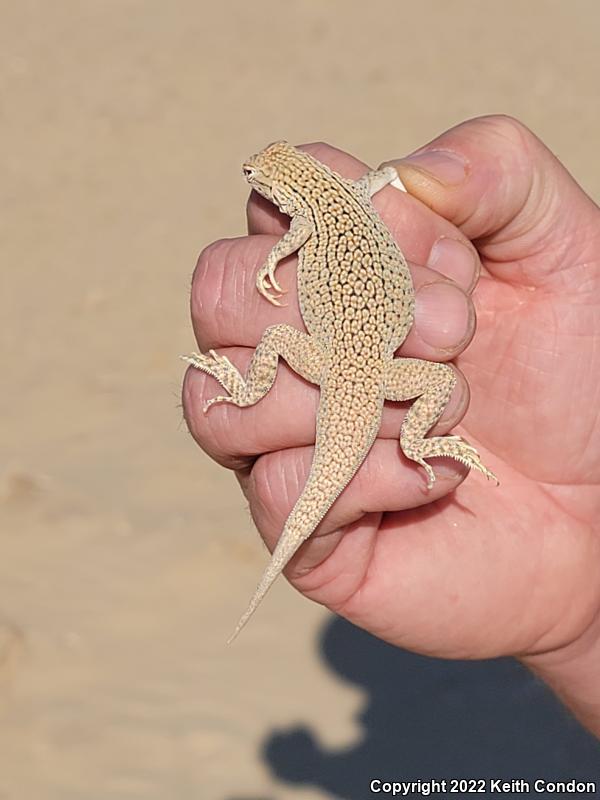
(190, 238, 235, 347)
(250, 449, 305, 528)
(181, 369, 202, 447)
(248, 455, 284, 528)
(181, 367, 205, 443)
(470, 114, 536, 155)
(191, 238, 230, 318)
(181, 367, 247, 469)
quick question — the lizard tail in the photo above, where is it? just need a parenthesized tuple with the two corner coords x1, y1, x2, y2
(227, 395, 382, 643)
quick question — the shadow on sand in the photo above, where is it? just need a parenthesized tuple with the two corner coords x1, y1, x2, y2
(261, 616, 600, 798)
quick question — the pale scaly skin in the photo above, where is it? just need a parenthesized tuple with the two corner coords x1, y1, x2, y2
(182, 142, 497, 641)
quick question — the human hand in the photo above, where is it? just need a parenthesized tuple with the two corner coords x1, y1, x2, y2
(383, 115, 600, 730)
(183, 118, 600, 715)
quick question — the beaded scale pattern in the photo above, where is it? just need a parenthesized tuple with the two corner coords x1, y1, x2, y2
(183, 142, 496, 640)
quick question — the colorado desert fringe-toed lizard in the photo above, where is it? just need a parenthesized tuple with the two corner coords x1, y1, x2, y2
(183, 142, 497, 642)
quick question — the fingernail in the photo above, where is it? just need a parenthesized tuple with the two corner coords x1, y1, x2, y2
(427, 237, 480, 293)
(442, 375, 470, 428)
(415, 282, 473, 351)
(430, 459, 467, 481)
(398, 149, 468, 186)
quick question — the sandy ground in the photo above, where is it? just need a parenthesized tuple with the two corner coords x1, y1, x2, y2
(2, 1, 600, 797)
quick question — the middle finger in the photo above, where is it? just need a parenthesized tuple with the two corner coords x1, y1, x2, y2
(191, 235, 475, 359)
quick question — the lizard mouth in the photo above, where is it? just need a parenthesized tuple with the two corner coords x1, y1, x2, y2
(242, 172, 273, 202)
(241, 164, 272, 193)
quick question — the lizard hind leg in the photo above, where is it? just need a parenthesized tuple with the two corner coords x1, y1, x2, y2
(384, 357, 498, 489)
(182, 324, 323, 412)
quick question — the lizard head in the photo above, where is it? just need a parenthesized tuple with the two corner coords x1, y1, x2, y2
(242, 141, 307, 216)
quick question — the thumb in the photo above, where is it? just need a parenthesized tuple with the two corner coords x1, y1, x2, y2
(384, 115, 600, 288)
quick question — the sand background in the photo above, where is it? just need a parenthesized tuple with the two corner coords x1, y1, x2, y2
(2, 1, 600, 797)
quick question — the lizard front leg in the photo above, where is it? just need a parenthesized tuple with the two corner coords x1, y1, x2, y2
(182, 324, 323, 412)
(384, 357, 498, 488)
(355, 165, 407, 197)
(256, 214, 313, 306)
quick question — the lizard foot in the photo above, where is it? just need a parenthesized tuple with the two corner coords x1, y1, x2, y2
(181, 350, 245, 411)
(404, 435, 499, 490)
(256, 263, 287, 307)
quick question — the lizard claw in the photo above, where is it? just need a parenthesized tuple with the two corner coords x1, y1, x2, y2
(257, 278, 286, 306)
(262, 276, 285, 295)
(256, 261, 287, 305)
(268, 272, 283, 294)
(481, 466, 500, 485)
(259, 262, 283, 294)
(266, 294, 287, 307)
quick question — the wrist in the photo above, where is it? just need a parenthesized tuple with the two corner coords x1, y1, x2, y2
(519, 613, 600, 736)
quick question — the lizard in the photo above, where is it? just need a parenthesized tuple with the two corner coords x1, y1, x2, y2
(182, 141, 497, 642)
